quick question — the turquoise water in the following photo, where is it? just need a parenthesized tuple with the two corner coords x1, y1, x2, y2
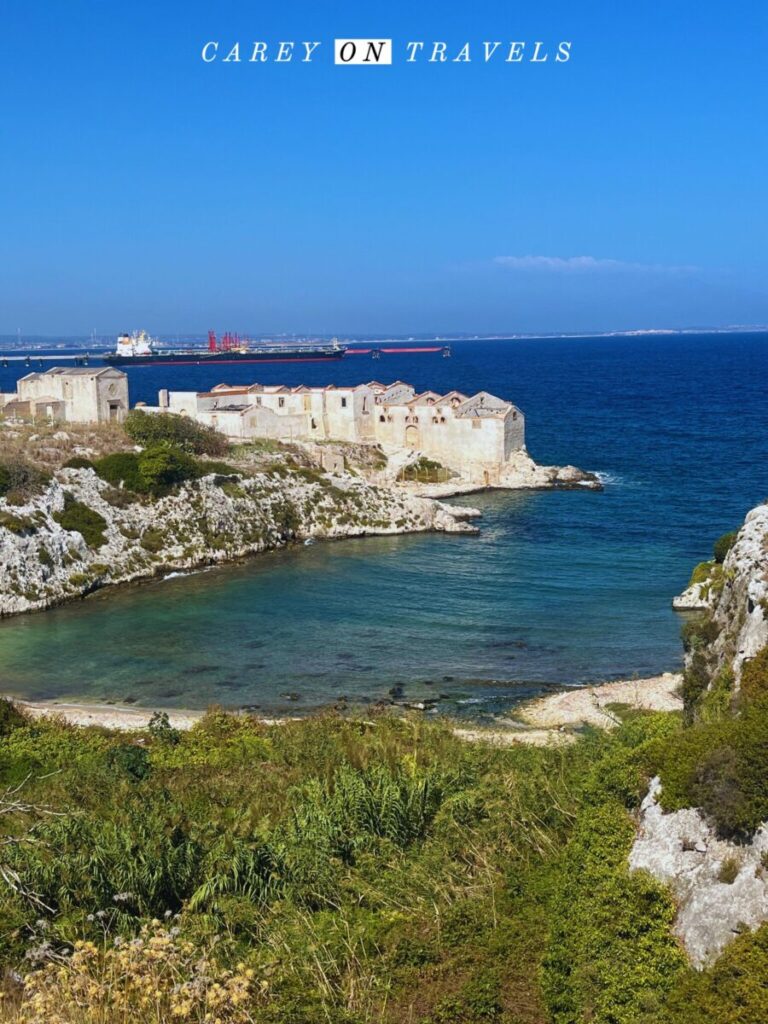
(1, 333, 767, 718)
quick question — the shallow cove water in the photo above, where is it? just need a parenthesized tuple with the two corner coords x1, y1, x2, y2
(1, 332, 767, 719)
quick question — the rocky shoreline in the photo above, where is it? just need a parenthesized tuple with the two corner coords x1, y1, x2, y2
(0, 464, 480, 618)
(0, 433, 602, 618)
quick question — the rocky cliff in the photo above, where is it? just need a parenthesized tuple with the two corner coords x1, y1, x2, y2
(673, 503, 768, 687)
(631, 501, 768, 966)
(0, 466, 478, 617)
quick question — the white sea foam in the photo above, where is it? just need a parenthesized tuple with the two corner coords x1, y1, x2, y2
(594, 471, 625, 487)
(162, 568, 211, 582)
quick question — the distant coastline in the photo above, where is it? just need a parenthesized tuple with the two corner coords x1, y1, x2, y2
(1, 326, 767, 352)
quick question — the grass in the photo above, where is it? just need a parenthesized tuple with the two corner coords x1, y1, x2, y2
(0, 422, 133, 473)
(3, 701, 762, 1023)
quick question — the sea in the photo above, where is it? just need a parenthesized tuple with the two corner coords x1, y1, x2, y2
(1, 332, 767, 720)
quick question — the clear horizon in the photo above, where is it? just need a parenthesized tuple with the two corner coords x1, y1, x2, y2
(2, 0, 766, 335)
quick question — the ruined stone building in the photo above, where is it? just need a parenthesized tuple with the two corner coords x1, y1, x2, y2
(0, 367, 129, 424)
(143, 379, 526, 484)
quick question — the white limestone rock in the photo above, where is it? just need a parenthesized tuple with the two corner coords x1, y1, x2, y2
(672, 581, 711, 611)
(630, 778, 768, 967)
(0, 467, 479, 617)
(705, 504, 768, 685)
(498, 450, 602, 490)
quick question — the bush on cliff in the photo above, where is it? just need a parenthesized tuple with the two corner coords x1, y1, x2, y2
(400, 456, 455, 483)
(656, 696, 768, 839)
(94, 451, 144, 491)
(740, 646, 768, 703)
(659, 923, 768, 1024)
(124, 409, 229, 457)
(0, 457, 50, 503)
(0, 697, 27, 737)
(63, 456, 95, 471)
(94, 447, 201, 496)
(714, 529, 739, 564)
(543, 715, 687, 1024)
(136, 445, 201, 495)
(688, 559, 715, 587)
(53, 497, 108, 548)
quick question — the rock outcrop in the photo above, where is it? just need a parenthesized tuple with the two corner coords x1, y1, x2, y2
(498, 450, 602, 490)
(671, 580, 711, 611)
(705, 504, 768, 684)
(631, 777, 768, 967)
(630, 501, 768, 967)
(671, 505, 768, 681)
(0, 466, 479, 617)
(379, 446, 602, 498)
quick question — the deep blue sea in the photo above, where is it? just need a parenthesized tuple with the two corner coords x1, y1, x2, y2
(1, 333, 767, 719)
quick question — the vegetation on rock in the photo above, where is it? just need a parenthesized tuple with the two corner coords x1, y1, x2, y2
(0, 458, 50, 504)
(400, 456, 455, 483)
(52, 496, 108, 548)
(713, 529, 739, 564)
(124, 408, 229, 456)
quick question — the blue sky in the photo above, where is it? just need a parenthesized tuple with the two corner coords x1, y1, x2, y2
(1, 0, 766, 335)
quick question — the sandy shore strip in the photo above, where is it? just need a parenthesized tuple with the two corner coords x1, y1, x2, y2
(518, 672, 683, 729)
(3, 699, 206, 731)
(453, 672, 683, 747)
(2, 672, 683, 738)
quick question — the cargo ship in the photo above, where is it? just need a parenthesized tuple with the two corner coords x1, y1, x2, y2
(103, 331, 347, 366)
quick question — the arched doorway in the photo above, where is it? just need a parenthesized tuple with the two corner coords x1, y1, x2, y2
(405, 425, 419, 448)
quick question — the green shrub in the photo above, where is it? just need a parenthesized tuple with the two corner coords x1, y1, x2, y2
(199, 460, 241, 477)
(741, 647, 768, 703)
(681, 613, 720, 654)
(699, 667, 734, 721)
(400, 457, 455, 483)
(688, 560, 715, 587)
(137, 445, 200, 495)
(107, 744, 151, 782)
(38, 545, 54, 568)
(660, 924, 768, 1023)
(680, 613, 722, 721)
(0, 511, 36, 535)
(147, 711, 181, 746)
(63, 456, 95, 470)
(94, 447, 200, 496)
(94, 451, 143, 491)
(543, 799, 686, 1023)
(139, 528, 165, 553)
(718, 855, 741, 884)
(273, 498, 301, 537)
(101, 485, 138, 508)
(714, 530, 739, 564)
(0, 698, 27, 736)
(53, 499, 108, 548)
(681, 651, 712, 721)
(0, 458, 50, 502)
(124, 409, 229, 456)
(658, 697, 768, 839)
